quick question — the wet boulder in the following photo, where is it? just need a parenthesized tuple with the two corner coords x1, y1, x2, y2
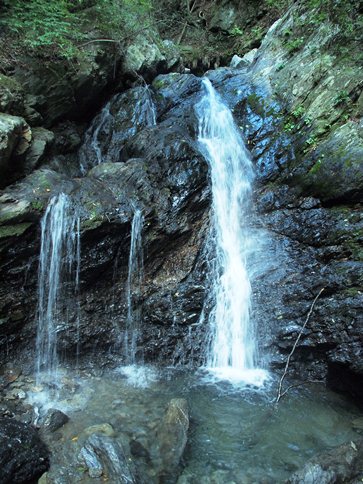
(0, 417, 49, 483)
(40, 408, 69, 433)
(286, 439, 363, 484)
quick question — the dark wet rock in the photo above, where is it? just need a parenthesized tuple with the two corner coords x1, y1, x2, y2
(41, 409, 69, 433)
(52, 121, 83, 155)
(78, 433, 137, 482)
(79, 86, 158, 173)
(327, 342, 363, 403)
(156, 398, 189, 482)
(0, 417, 49, 483)
(286, 439, 363, 484)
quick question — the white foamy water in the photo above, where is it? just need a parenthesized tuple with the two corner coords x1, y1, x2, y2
(116, 365, 159, 388)
(196, 79, 268, 386)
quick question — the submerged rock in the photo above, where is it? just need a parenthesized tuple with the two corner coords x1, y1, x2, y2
(0, 417, 49, 483)
(156, 398, 189, 482)
(83, 423, 116, 438)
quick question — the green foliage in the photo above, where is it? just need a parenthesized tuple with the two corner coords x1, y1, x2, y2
(0, 0, 152, 59)
(1, 0, 85, 58)
(291, 105, 305, 118)
(286, 37, 304, 53)
(230, 25, 244, 37)
(283, 121, 296, 133)
(265, 0, 290, 11)
(334, 89, 350, 106)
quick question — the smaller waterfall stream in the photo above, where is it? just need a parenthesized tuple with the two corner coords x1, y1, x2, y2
(79, 85, 156, 173)
(125, 208, 144, 365)
(196, 79, 267, 386)
(36, 193, 80, 388)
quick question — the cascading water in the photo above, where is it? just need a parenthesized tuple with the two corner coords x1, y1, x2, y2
(79, 100, 112, 174)
(196, 79, 267, 386)
(35, 193, 81, 387)
(124, 208, 144, 365)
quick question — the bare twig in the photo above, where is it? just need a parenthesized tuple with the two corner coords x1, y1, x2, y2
(275, 287, 325, 405)
(78, 38, 121, 47)
(177, 21, 189, 44)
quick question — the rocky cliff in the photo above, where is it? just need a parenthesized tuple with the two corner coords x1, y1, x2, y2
(0, 0, 362, 404)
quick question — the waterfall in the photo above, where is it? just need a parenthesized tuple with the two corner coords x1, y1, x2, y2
(35, 193, 81, 387)
(124, 208, 144, 364)
(196, 79, 267, 386)
(79, 101, 112, 174)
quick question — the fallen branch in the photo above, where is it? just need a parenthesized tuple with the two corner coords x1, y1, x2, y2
(275, 287, 325, 405)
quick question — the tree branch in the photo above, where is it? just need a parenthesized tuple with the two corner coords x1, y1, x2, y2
(275, 287, 325, 405)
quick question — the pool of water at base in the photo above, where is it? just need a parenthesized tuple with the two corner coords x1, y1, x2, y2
(30, 365, 361, 483)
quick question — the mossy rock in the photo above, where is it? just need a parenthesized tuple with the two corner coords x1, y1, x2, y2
(0, 222, 33, 240)
(295, 122, 363, 202)
(0, 74, 25, 115)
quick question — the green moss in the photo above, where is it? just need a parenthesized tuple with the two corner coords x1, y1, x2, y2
(0, 222, 32, 239)
(81, 215, 104, 230)
(343, 287, 362, 297)
(0, 74, 22, 91)
(152, 78, 168, 90)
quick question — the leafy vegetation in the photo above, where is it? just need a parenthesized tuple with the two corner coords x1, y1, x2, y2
(0, 0, 152, 60)
(230, 25, 244, 37)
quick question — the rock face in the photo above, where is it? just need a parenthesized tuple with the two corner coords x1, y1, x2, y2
(0, 417, 49, 483)
(0, 1, 362, 404)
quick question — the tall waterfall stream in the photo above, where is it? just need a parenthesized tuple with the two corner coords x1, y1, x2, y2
(35, 193, 80, 389)
(196, 79, 267, 386)
(22, 79, 361, 483)
(124, 208, 144, 365)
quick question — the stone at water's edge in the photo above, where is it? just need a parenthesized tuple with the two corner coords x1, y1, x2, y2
(0, 417, 49, 483)
(40, 408, 69, 433)
(286, 439, 363, 484)
(156, 398, 189, 483)
(78, 433, 137, 483)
